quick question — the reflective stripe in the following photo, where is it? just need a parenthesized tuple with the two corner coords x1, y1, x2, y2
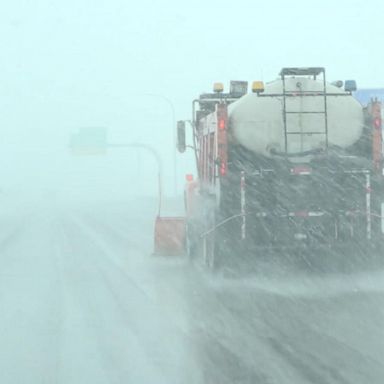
(288, 211, 325, 217)
(366, 173, 371, 240)
(240, 171, 246, 240)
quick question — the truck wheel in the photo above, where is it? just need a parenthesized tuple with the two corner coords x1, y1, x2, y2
(203, 230, 218, 270)
(185, 222, 198, 262)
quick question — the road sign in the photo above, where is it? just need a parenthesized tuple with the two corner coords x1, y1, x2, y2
(69, 127, 108, 155)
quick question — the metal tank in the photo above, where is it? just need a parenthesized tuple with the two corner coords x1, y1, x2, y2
(228, 76, 364, 160)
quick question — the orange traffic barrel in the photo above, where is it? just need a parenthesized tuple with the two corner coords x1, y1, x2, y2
(154, 216, 186, 256)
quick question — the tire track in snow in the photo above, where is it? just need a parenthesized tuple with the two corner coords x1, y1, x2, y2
(53, 214, 197, 384)
(0, 213, 67, 384)
(66, 211, 306, 384)
(53, 204, 384, 384)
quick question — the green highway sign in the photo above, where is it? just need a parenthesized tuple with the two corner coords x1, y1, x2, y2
(70, 127, 108, 155)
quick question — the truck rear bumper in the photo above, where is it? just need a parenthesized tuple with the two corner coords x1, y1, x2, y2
(217, 239, 384, 274)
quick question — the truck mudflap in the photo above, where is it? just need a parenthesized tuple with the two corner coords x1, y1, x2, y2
(195, 206, 384, 272)
(214, 238, 384, 275)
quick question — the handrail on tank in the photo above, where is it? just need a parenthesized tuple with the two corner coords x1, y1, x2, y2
(257, 91, 352, 97)
(280, 67, 325, 77)
(257, 92, 353, 97)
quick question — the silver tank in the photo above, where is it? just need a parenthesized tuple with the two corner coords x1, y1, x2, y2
(228, 77, 364, 161)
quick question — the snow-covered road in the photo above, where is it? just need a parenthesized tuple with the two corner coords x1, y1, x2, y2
(0, 195, 383, 383)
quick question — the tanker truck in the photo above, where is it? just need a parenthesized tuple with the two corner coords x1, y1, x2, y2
(176, 67, 384, 270)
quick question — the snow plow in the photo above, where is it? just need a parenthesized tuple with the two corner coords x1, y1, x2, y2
(177, 67, 384, 270)
(154, 215, 185, 256)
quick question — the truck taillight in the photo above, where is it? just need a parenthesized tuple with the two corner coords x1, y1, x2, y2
(371, 101, 382, 172)
(290, 166, 312, 175)
(217, 103, 227, 130)
(217, 103, 228, 177)
(220, 161, 227, 176)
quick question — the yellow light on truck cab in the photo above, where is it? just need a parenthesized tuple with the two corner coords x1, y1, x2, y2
(213, 82, 224, 93)
(252, 81, 265, 93)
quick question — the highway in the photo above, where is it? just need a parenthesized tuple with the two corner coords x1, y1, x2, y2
(0, 194, 383, 383)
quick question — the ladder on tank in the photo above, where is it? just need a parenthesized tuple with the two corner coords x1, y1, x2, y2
(280, 67, 329, 154)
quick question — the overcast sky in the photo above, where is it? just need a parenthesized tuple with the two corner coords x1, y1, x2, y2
(0, 0, 382, 197)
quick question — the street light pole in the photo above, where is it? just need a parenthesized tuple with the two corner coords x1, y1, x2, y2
(108, 142, 163, 216)
(143, 93, 177, 196)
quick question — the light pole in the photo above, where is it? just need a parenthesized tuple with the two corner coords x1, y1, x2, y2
(108, 142, 163, 216)
(142, 93, 177, 196)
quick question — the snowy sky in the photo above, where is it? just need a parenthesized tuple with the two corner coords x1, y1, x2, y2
(0, 0, 382, 197)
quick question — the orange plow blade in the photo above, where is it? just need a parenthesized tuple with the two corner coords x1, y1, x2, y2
(154, 216, 186, 255)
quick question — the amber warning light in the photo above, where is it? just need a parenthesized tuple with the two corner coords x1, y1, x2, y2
(252, 81, 265, 94)
(213, 82, 224, 93)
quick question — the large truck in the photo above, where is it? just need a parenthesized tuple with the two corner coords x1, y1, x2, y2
(177, 67, 384, 269)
